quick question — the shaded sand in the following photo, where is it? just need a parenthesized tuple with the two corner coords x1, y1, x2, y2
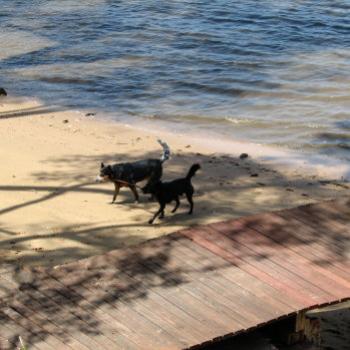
(305, 301, 350, 350)
(0, 97, 350, 267)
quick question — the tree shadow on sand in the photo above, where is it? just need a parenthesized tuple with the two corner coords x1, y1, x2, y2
(0, 148, 349, 268)
(0, 105, 67, 120)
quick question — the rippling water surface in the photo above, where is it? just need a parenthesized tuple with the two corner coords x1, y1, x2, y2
(1, 1, 350, 159)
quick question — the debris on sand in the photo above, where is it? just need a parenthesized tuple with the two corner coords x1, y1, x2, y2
(239, 153, 248, 159)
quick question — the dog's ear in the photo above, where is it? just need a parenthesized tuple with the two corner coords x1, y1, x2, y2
(101, 162, 105, 169)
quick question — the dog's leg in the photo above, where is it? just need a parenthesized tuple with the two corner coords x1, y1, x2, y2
(112, 183, 120, 203)
(159, 208, 165, 219)
(171, 197, 180, 213)
(186, 192, 194, 214)
(149, 203, 165, 224)
(129, 185, 139, 203)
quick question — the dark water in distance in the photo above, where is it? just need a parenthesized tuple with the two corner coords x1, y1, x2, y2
(1, 1, 350, 159)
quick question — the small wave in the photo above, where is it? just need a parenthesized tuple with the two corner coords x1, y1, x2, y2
(335, 120, 350, 129)
(224, 116, 311, 129)
(317, 132, 350, 142)
(224, 117, 276, 128)
(38, 76, 95, 85)
(174, 82, 245, 97)
(338, 143, 350, 150)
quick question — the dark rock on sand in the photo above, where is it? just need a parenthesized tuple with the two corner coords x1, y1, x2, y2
(0, 87, 7, 96)
(240, 153, 248, 159)
(63, 119, 69, 123)
(85, 112, 95, 117)
(250, 173, 259, 177)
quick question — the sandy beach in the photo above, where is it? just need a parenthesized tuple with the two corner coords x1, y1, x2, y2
(0, 96, 349, 269)
(1, 96, 350, 350)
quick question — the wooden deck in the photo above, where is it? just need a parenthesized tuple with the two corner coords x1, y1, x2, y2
(0, 198, 350, 349)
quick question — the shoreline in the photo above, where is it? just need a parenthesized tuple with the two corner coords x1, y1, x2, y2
(0, 96, 349, 268)
(4, 94, 350, 182)
(75, 103, 350, 183)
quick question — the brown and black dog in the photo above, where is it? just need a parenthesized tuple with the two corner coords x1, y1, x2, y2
(96, 140, 170, 203)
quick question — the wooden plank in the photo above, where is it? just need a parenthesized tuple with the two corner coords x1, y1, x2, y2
(108, 258, 239, 336)
(0, 272, 93, 350)
(50, 266, 187, 348)
(55, 269, 183, 350)
(0, 272, 69, 350)
(179, 236, 299, 312)
(3, 272, 117, 350)
(0, 199, 348, 350)
(44, 271, 144, 350)
(173, 239, 294, 317)
(125, 237, 257, 328)
(207, 224, 338, 302)
(63, 267, 218, 347)
(105, 236, 251, 335)
(113, 291, 202, 348)
(0, 305, 57, 350)
(181, 226, 323, 306)
(269, 209, 350, 259)
(62, 288, 166, 349)
(137, 251, 257, 328)
(148, 238, 286, 323)
(52, 267, 201, 348)
(256, 212, 350, 278)
(0, 310, 43, 350)
(213, 220, 350, 300)
(243, 213, 350, 288)
(282, 203, 350, 249)
(42, 277, 139, 349)
(92, 241, 247, 345)
(29, 273, 135, 350)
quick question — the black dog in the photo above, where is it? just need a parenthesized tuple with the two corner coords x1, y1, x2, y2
(96, 140, 170, 203)
(143, 163, 200, 224)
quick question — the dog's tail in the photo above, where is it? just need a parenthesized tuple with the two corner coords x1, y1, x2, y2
(186, 163, 201, 180)
(158, 139, 171, 163)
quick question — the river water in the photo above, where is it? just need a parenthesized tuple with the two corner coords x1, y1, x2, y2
(1, 1, 350, 161)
